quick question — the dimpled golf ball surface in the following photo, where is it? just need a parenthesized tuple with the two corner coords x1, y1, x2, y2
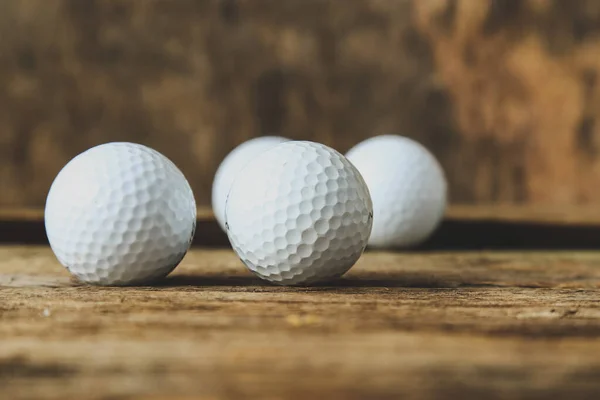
(346, 135, 447, 248)
(225, 141, 373, 285)
(212, 136, 289, 232)
(45, 142, 197, 285)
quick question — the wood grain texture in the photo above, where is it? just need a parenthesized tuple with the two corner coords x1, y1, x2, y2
(1, 246, 600, 399)
(415, 0, 600, 204)
(1, 0, 600, 207)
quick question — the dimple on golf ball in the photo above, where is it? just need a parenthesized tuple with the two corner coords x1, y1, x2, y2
(212, 136, 289, 232)
(346, 135, 447, 248)
(225, 140, 373, 286)
(45, 142, 197, 285)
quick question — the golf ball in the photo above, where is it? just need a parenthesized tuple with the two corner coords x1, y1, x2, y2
(212, 136, 290, 232)
(225, 141, 373, 285)
(45, 142, 197, 285)
(346, 135, 447, 248)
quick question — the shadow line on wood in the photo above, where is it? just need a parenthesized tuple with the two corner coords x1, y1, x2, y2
(0, 273, 563, 290)
(159, 275, 535, 289)
(157, 274, 463, 289)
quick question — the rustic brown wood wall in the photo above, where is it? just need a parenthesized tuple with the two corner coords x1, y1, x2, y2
(1, 0, 599, 207)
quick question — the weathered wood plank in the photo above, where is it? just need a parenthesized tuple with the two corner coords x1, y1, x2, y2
(2, 0, 600, 206)
(1, 246, 600, 399)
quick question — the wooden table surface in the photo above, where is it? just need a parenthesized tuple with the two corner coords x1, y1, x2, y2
(1, 207, 600, 399)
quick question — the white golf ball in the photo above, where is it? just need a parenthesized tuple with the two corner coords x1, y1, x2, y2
(212, 136, 290, 232)
(346, 135, 447, 248)
(225, 141, 373, 286)
(45, 142, 197, 285)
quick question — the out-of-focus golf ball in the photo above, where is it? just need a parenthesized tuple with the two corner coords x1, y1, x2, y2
(212, 136, 289, 232)
(45, 142, 197, 285)
(346, 135, 447, 248)
(225, 141, 373, 285)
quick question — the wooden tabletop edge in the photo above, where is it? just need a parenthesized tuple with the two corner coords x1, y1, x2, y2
(2, 205, 600, 226)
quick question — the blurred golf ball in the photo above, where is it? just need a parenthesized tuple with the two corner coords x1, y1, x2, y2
(225, 140, 373, 285)
(45, 142, 197, 285)
(346, 135, 447, 248)
(212, 136, 289, 232)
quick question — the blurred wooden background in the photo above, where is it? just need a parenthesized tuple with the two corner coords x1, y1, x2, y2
(1, 0, 600, 207)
